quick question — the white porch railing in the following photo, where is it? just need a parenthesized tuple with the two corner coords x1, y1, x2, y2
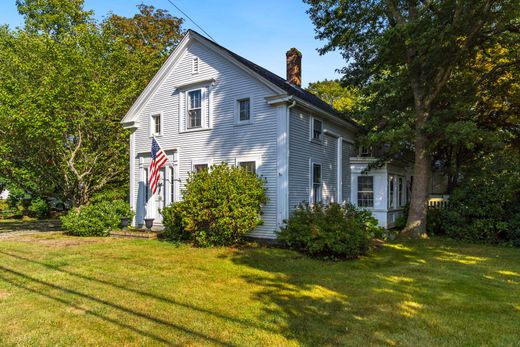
(428, 195, 450, 209)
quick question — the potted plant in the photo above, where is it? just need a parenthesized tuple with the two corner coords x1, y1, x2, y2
(144, 218, 154, 231)
(120, 217, 130, 230)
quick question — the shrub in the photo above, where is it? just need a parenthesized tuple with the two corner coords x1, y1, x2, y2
(278, 203, 381, 260)
(61, 200, 134, 236)
(90, 185, 128, 204)
(161, 163, 267, 246)
(430, 151, 520, 245)
(28, 198, 50, 219)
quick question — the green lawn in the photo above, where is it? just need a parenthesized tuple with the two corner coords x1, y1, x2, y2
(0, 229, 518, 346)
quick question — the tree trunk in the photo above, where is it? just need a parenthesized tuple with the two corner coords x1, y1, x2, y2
(402, 111, 432, 238)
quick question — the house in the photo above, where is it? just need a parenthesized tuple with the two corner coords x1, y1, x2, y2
(121, 29, 409, 238)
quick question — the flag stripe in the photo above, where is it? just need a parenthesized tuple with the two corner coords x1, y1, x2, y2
(149, 138, 168, 195)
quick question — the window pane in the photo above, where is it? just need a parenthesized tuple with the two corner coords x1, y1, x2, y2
(313, 119, 322, 140)
(170, 167, 175, 204)
(389, 176, 395, 208)
(152, 115, 161, 134)
(239, 99, 250, 121)
(239, 161, 255, 174)
(357, 176, 374, 207)
(313, 164, 321, 184)
(194, 164, 208, 173)
(189, 90, 201, 109)
(188, 109, 202, 128)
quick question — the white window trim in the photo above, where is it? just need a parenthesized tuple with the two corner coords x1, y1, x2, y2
(149, 112, 163, 137)
(309, 116, 323, 143)
(179, 85, 212, 133)
(234, 95, 254, 125)
(191, 57, 199, 74)
(236, 156, 261, 175)
(191, 158, 212, 172)
(309, 159, 323, 204)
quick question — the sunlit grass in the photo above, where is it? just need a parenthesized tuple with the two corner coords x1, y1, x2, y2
(0, 228, 519, 346)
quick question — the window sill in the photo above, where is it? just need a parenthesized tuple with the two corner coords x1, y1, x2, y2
(234, 121, 253, 127)
(310, 138, 323, 145)
(179, 127, 212, 134)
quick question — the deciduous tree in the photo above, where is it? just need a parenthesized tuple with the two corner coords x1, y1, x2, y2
(305, 0, 519, 237)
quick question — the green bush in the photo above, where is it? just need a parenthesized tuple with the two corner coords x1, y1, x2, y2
(161, 163, 267, 246)
(429, 151, 520, 245)
(278, 203, 381, 260)
(61, 200, 134, 236)
(28, 198, 50, 219)
(90, 185, 128, 204)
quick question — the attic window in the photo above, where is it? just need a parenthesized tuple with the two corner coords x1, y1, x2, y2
(192, 58, 199, 74)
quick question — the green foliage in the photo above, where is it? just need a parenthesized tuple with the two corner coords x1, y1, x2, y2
(428, 151, 520, 246)
(305, 0, 519, 234)
(90, 185, 128, 204)
(0, 1, 183, 206)
(162, 163, 267, 246)
(306, 79, 362, 116)
(61, 200, 134, 236)
(28, 198, 50, 219)
(278, 203, 380, 260)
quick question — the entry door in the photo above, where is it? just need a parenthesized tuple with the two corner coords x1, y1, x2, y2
(142, 167, 166, 224)
(153, 168, 166, 224)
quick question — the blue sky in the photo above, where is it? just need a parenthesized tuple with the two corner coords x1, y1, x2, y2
(0, 0, 345, 87)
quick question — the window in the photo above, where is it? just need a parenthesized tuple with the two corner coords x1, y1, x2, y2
(238, 98, 250, 122)
(144, 168, 149, 203)
(239, 161, 256, 174)
(398, 177, 403, 207)
(187, 89, 202, 128)
(360, 146, 372, 157)
(311, 118, 323, 142)
(151, 114, 161, 136)
(170, 166, 175, 204)
(311, 163, 322, 204)
(357, 176, 374, 207)
(193, 163, 208, 173)
(192, 57, 199, 74)
(388, 176, 395, 209)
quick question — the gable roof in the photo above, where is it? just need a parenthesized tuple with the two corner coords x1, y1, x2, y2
(122, 29, 359, 129)
(190, 30, 359, 128)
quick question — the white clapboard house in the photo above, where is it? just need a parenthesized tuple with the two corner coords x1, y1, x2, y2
(121, 30, 413, 239)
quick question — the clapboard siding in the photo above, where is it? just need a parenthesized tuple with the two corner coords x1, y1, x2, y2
(288, 107, 356, 212)
(131, 40, 279, 238)
(342, 141, 353, 202)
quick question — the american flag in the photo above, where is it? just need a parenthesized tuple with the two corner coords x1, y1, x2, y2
(149, 137, 167, 195)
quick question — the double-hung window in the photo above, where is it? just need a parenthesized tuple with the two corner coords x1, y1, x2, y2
(193, 163, 208, 173)
(398, 177, 403, 207)
(311, 163, 322, 204)
(238, 98, 250, 122)
(151, 114, 161, 136)
(239, 161, 256, 174)
(388, 176, 395, 209)
(311, 118, 323, 142)
(357, 176, 374, 207)
(187, 89, 202, 129)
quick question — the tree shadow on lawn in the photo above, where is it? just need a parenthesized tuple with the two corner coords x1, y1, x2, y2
(0, 264, 234, 346)
(0, 249, 277, 337)
(226, 241, 520, 346)
(0, 219, 61, 233)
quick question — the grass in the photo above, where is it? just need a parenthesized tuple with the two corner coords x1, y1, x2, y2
(0, 228, 519, 346)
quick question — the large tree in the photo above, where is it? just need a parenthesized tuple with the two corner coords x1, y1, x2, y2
(306, 79, 362, 115)
(305, 0, 519, 237)
(0, 1, 183, 205)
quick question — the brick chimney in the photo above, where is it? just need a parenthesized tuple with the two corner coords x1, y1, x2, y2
(286, 48, 302, 87)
